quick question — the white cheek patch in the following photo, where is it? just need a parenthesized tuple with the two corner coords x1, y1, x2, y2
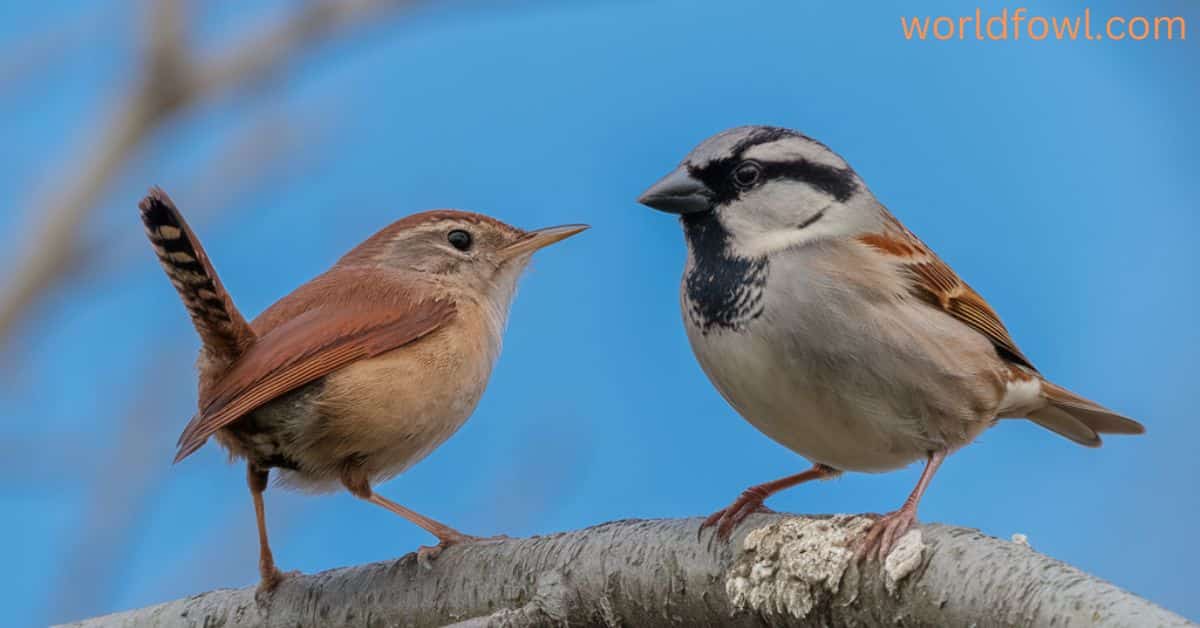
(740, 220, 846, 257)
(751, 179, 828, 214)
(722, 182, 834, 256)
(720, 177, 877, 257)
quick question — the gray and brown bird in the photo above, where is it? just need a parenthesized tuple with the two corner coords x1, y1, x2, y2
(139, 188, 586, 592)
(638, 126, 1143, 559)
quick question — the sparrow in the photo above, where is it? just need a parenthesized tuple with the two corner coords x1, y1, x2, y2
(637, 126, 1143, 559)
(139, 188, 586, 592)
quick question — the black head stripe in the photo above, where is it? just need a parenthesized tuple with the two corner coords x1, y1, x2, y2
(761, 160, 858, 202)
(690, 128, 858, 205)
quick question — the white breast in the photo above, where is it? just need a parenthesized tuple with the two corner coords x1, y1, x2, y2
(687, 323, 930, 472)
(682, 243, 1003, 473)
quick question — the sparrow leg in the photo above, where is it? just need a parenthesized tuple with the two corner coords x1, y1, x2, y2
(341, 470, 501, 564)
(247, 465, 289, 598)
(857, 449, 947, 562)
(701, 463, 840, 542)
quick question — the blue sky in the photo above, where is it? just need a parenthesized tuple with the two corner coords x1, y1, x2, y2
(2, 1, 1197, 624)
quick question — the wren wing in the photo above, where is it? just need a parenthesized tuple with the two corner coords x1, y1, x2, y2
(174, 292, 456, 462)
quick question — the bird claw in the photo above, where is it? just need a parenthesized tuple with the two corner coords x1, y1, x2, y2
(416, 533, 508, 570)
(254, 568, 300, 605)
(856, 507, 917, 562)
(698, 495, 775, 544)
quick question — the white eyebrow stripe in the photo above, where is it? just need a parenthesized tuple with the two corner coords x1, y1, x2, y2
(742, 139, 847, 170)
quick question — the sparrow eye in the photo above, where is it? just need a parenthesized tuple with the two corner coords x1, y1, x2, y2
(447, 229, 473, 251)
(732, 161, 762, 187)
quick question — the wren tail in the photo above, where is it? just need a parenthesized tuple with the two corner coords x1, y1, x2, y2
(1027, 380, 1144, 447)
(139, 187, 254, 364)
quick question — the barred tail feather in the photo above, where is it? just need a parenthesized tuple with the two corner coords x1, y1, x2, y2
(1028, 380, 1145, 447)
(139, 187, 254, 364)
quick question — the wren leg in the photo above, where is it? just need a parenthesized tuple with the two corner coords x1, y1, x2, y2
(367, 494, 474, 539)
(247, 464, 287, 594)
(340, 467, 490, 562)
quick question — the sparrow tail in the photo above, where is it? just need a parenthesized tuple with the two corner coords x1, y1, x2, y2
(1028, 380, 1145, 447)
(139, 187, 254, 364)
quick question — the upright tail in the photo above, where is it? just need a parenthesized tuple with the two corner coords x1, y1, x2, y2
(1028, 380, 1145, 447)
(139, 187, 254, 366)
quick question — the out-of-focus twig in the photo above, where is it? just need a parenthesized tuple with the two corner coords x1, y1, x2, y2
(43, 348, 190, 625)
(150, 491, 308, 605)
(0, 0, 422, 352)
(76, 109, 333, 280)
(0, 2, 433, 622)
(0, 437, 97, 486)
(194, 0, 421, 99)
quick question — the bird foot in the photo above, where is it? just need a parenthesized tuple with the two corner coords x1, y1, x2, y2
(699, 493, 776, 543)
(856, 507, 918, 562)
(254, 567, 300, 605)
(416, 533, 510, 570)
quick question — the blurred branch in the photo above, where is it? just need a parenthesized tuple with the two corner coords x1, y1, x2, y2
(0, 437, 97, 486)
(194, 0, 419, 98)
(173, 112, 331, 215)
(78, 109, 332, 279)
(58, 515, 1194, 627)
(0, 4, 429, 622)
(149, 492, 308, 605)
(44, 350, 188, 625)
(0, 0, 422, 351)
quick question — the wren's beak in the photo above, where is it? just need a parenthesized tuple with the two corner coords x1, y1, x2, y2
(637, 167, 711, 214)
(501, 224, 589, 260)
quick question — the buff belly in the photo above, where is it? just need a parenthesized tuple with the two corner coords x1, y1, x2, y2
(223, 314, 498, 493)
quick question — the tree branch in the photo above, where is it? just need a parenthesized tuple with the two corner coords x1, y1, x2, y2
(58, 514, 1193, 627)
(194, 0, 422, 99)
(0, 0, 423, 351)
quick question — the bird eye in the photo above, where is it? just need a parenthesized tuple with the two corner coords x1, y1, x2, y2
(447, 229, 473, 251)
(732, 161, 762, 187)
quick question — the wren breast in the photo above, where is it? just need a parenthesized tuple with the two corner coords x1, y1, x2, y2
(218, 296, 502, 493)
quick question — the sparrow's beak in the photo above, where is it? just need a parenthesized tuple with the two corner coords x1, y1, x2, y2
(637, 167, 711, 214)
(501, 224, 589, 260)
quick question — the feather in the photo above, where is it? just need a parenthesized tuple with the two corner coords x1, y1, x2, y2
(139, 187, 255, 363)
(857, 215, 1036, 370)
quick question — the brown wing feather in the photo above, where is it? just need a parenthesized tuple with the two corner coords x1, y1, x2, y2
(859, 221, 1036, 371)
(174, 296, 456, 462)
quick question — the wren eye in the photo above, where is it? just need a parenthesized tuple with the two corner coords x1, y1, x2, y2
(447, 229, 473, 251)
(732, 161, 762, 187)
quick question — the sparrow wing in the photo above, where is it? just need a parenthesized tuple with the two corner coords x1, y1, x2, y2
(859, 223, 1037, 371)
(174, 280, 456, 463)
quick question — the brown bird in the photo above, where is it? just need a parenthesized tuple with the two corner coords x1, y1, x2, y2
(139, 187, 586, 593)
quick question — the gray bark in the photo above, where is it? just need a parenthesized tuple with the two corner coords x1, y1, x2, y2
(60, 514, 1192, 627)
